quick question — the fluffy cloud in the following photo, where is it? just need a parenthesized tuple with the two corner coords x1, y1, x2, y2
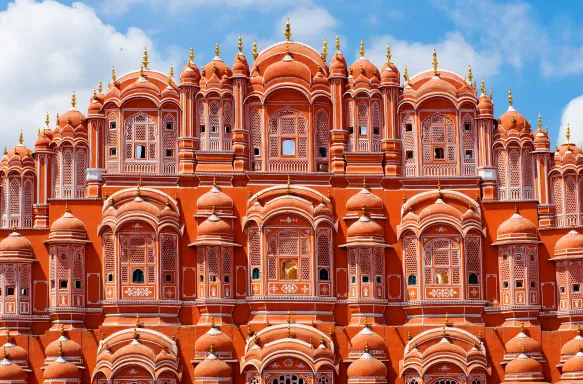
(275, 6, 339, 50)
(557, 95, 583, 147)
(0, 0, 178, 149)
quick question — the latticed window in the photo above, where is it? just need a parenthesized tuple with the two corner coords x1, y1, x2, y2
(266, 229, 311, 291)
(162, 114, 178, 174)
(347, 101, 354, 152)
(119, 234, 156, 286)
(404, 236, 419, 287)
(123, 112, 157, 173)
(267, 107, 308, 172)
(223, 101, 233, 150)
(421, 114, 456, 176)
(422, 237, 461, 287)
(199, 99, 234, 151)
(371, 101, 382, 151)
(107, 113, 119, 172)
(314, 109, 329, 172)
(249, 108, 263, 171)
(496, 150, 507, 200)
(402, 114, 417, 177)
(461, 113, 476, 176)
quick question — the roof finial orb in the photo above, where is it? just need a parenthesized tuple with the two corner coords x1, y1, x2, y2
(111, 66, 117, 82)
(237, 34, 243, 54)
(252, 40, 258, 60)
(19, 130, 23, 145)
(215, 42, 220, 57)
(480, 79, 486, 95)
(71, 91, 77, 108)
(386, 42, 391, 64)
(140, 65, 144, 77)
(489, 89, 493, 99)
(287, 176, 291, 195)
(437, 180, 442, 199)
(45, 112, 50, 127)
(364, 341, 369, 353)
(98, 79, 103, 93)
(284, 18, 292, 41)
(137, 178, 142, 197)
(432, 48, 438, 75)
(403, 65, 411, 86)
(359, 40, 365, 58)
(537, 114, 542, 130)
(321, 38, 328, 61)
(567, 123, 571, 143)
(508, 88, 513, 106)
(467, 65, 473, 83)
(363, 176, 367, 189)
(335, 34, 340, 53)
(142, 46, 149, 69)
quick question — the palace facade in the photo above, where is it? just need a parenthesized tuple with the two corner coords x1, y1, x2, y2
(0, 23, 581, 384)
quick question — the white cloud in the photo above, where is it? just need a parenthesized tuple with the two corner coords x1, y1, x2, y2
(275, 6, 339, 51)
(557, 95, 583, 148)
(366, 32, 502, 80)
(0, 0, 178, 149)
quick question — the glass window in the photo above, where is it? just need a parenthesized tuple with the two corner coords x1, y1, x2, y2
(200, 125, 206, 133)
(574, 284, 581, 292)
(109, 147, 117, 157)
(435, 270, 448, 284)
(468, 273, 479, 284)
(359, 126, 367, 135)
(464, 123, 471, 131)
(224, 125, 231, 133)
(20, 288, 27, 296)
(376, 276, 382, 284)
(362, 275, 370, 283)
(319, 147, 327, 157)
(516, 280, 524, 288)
(319, 268, 329, 281)
(405, 123, 413, 132)
(224, 276, 230, 283)
(59, 280, 68, 289)
(373, 128, 379, 135)
(465, 150, 472, 159)
(503, 281, 509, 289)
(408, 274, 417, 285)
(252, 268, 260, 280)
(135, 145, 146, 159)
(349, 127, 354, 134)
(110, 122, 117, 130)
(282, 140, 296, 156)
(254, 147, 260, 156)
(434, 147, 445, 159)
(132, 269, 145, 283)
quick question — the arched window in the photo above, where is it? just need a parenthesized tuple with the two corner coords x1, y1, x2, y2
(249, 108, 263, 171)
(436, 270, 449, 284)
(132, 268, 145, 283)
(267, 107, 309, 172)
(468, 273, 479, 284)
(223, 101, 233, 151)
(314, 109, 329, 171)
(162, 114, 178, 173)
(59, 280, 68, 289)
(208, 101, 220, 150)
(319, 268, 329, 281)
(421, 114, 456, 176)
(408, 274, 417, 285)
(252, 267, 260, 280)
(123, 112, 157, 173)
(282, 259, 298, 280)
(423, 237, 460, 288)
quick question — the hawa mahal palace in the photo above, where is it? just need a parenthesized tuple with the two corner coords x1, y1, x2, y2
(0, 21, 582, 384)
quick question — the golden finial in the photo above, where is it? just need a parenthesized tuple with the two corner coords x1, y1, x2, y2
(252, 40, 258, 60)
(473, 80, 476, 90)
(284, 18, 292, 41)
(93, 88, 97, 99)
(71, 91, 77, 108)
(5, 328, 10, 344)
(136, 313, 140, 328)
(19, 130, 23, 144)
(65, 203, 70, 214)
(508, 88, 513, 106)
(364, 316, 369, 328)
(58, 341, 63, 357)
(169, 64, 174, 79)
(287, 310, 291, 324)
(478, 331, 482, 340)
(209, 341, 214, 354)
(287, 176, 291, 195)
(139, 65, 145, 78)
(99, 79, 103, 93)
(188, 47, 194, 63)
(407, 331, 412, 341)
(514, 205, 518, 214)
(335, 34, 340, 53)
(445, 312, 449, 326)
(386, 43, 391, 64)
(2, 346, 6, 359)
(363, 176, 367, 189)
(361, 202, 366, 214)
(237, 34, 243, 54)
(211, 315, 215, 328)
(432, 49, 438, 75)
(442, 327, 447, 337)
(437, 180, 442, 199)
(212, 62, 217, 74)
(520, 321, 525, 332)
(329, 326, 333, 337)
(133, 328, 138, 339)
(546, 126, 549, 134)
(364, 341, 369, 353)
(537, 114, 542, 130)
(215, 42, 220, 57)
(467, 65, 473, 83)
(567, 123, 571, 142)
(45, 112, 50, 127)
(3, 147, 6, 155)
(403, 65, 410, 86)
(111, 66, 117, 82)
(247, 324, 252, 338)
(481, 79, 486, 95)
(359, 40, 365, 58)
(359, 62, 363, 74)
(142, 46, 149, 69)
(321, 38, 328, 61)
(60, 324, 65, 335)
(577, 323, 581, 335)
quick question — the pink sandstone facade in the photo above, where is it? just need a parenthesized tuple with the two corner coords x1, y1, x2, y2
(0, 22, 582, 384)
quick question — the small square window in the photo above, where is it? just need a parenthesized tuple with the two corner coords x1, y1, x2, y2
(406, 151, 414, 159)
(225, 125, 231, 133)
(465, 150, 472, 159)
(362, 275, 370, 283)
(110, 122, 117, 130)
(561, 286, 566, 293)
(165, 149, 173, 157)
(319, 147, 327, 157)
(109, 148, 117, 157)
(351, 276, 356, 284)
(530, 281, 536, 288)
(359, 126, 367, 135)
(209, 275, 217, 282)
(376, 276, 382, 284)
(574, 284, 581, 292)
(75, 280, 81, 289)
(434, 147, 445, 159)
(200, 125, 206, 133)
(166, 123, 173, 130)
(516, 280, 524, 288)
(464, 123, 471, 131)
(107, 273, 114, 282)
(254, 147, 260, 156)
(503, 281, 509, 289)
(282, 140, 296, 156)
(373, 128, 379, 135)
(211, 126, 218, 133)
(135, 145, 146, 159)
(405, 123, 413, 132)
(165, 273, 173, 283)
(224, 276, 230, 283)
(199, 275, 204, 282)
(349, 127, 354, 134)
(6, 287, 14, 296)
(20, 288, 27, 296)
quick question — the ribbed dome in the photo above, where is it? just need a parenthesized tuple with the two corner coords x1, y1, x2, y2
(197, 185, 233, 212)
(505, 331, 541, 354)
(197, 213, 233, 240)
(347, 350, 386, 378)
(0, 358, 26, 381)
(45, 336, 81, 359)
(347, 215, 384, 238)
(350, 327, 386, 354)
(232, 52, 249, 76)
(43, 358, 81, 380)
(50, 209, 87, 235)
(0, 233, 32, 256)
(418, 199, 461, 222)
(195, 326, 234, 357)
(498, 106, 531, 134)
(180, 60, 201, 83)
(496, 211, 538, 243)
(346, 188, 383, 213)
(193, 352, 231, 378)
(555, 230, 583, 258)
(505, 353, 542, 374)
(561, 333, 583, 356)
(478, 94, 493, 115)
(563, 351, 583, 373)
(263, 55, 312, 85)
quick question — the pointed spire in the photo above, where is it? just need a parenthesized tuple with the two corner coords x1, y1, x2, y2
(2, 346, 6, 360)
(578, 323, 581, 335)
(140, 65, 145, 77)
(321, 38, 328, 61)
(403, 65, 410, 85)
(142, 46, 149, 69)
(71, 91, 77, 108)
(489, 89, 493, 99)
(481, 79, 486, 95)
(467, 65, 473, 83)
(99, 79, 103, 93)
(3, 147, 6, 155)
(364, 341, 369, 353)
(514, 205, 519, 214)
(137, 178, 142, 197)
(133, 327, 138, 340)
(111, 66, 117, 82)
(284, 18, 292, 41)
(136, 313, 140, 328)
(437, 180, 442, 199)
(364, 316, 369, 328)
(19, 131, 23, 145)
(287, 176, 291, 195)
(538, 114, 542, 130)
(93, 88, 97, 99)
(65, 203, 70, 213)
(287, 309, 291, 324)
(363, 176, 367, 189)
(432, 49, 438, 75)
(58, 340, 63, 357)
(335, 34, 340, 54)
(252, 40, 258, 60)
(209, 341, 214, 354)
(45, 112, 50, 127)
(359, 40, 365, 58)
(508, 88, 513, 106)
(386, 43, 391, 65)
(5, 328, 10, 344)
(215, 42, 220, 57)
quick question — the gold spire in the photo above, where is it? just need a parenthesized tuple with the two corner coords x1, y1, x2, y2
(5, 328, 10, 344)
(442, 327, 447, 338)
(437, 180, 442, 199)
(133, 328, 138, 340)
(45, 112, 50, 127)
(508, 88, 513, 106)
(19, 131, 23, 145)
(71, 91, 77, 108)
(209, 341, 214, 354)
(169, 64, 174, 79)
(142, 46, 149, 69)
(60, 324, 65, 335)
(211, 315, 215, 328)
(58, 341, 63, 357)
(137, 178, 142, 197)
(514, 205, 518, 214)
(111, 66, 117, 82)
(93, 88, 97, 98)
(252, 40, 258, 60)
(215, 42, 220, 57)
(65, 203, 70, 213)
(386, 42, 391, 65)
(364, 341, 369, 353)
(467, 65, 473, 83)
(520, 321, 525, 332)
(363, 176, 367, 189)
(445, 312, 449, 326)
(403, 65, 410, 85)
(489, 89, 492, 99)
(432, 49, 438, 75)
(140, 65, 144, 77)
(287, 176, 291, 195)
(335, 34, 340, 53)
(578, 323, 581, 335)
(321, 38, 328, 61)
(407, 331, 412, 341)
(359, 40, 365, 58)
(99, 79, 103, 93)
(567, 123, 571, 142)
(238, 34, 243, 54)
(284, 18, 291, 41)
(481, 79, 486, 95)
(2, 346, 6, 359)
(538, 114, 542, 130)
(287, 309, 291, 324)
(188, 47, 194, 64)
(364, 316, 369, 328)
(3, 147, 6, 155)
(136, 313, 140, 328)
(359, 62, 363, 74)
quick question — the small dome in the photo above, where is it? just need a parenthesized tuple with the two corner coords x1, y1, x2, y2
(478, 95, 493, 115)
(312, 67, 328, 86)
(2, 144, 34, 166)
(263, 55, 312, 85)
(505, 330, 541, 354)
(161, 83, 179, 99)
(496, 211, 538, 243)
(497, 105, 530, 134)
(88, 96, 103, 114)
(380, 61, 400, 84)
(43, 358, 81, 380)
(555, 230, 583, 258)
(45, 336, 82, 359)
(2, 342, 28, 363)
(329, 52, 347, 76)
(416, 76, 457, 96)
(195, 326, 234, 358)
(121, 73, 160, 97)
(347, 350, 386, 378)
(563, 350, 583, 373)
(48, 209, 88, 242)
(193, 352, 231, 378)
(154, 348, 175, 364)
(346, 188, 383, 213)
(505, 353, 542, 374)
(57, 108, 86, 129)
(533, 127, 550, 149)
(348, 56, 379, 83)
(197, 213, 232, 239)
(0, 233, 32, 256)
(232, 52, 249, 76)
(197, 184, 233, 213)
(116, 196, 160, 218)
(35, 130, 51, 150)
(418, 199, 462, 222)
(561, 333, 583, 356)
(0, 358, 26, 381)
(347, 215, 384, 239)
(180, 60, 201, 84)
(350, 327, 386, 354)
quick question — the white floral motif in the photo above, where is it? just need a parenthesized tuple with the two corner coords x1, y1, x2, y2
(281, 284, 299, 294)
(428, 288, 457, 298)
(124, 287, 152, 297)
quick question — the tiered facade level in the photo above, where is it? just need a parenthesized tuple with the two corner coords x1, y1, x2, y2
(1, 24, 583, 384)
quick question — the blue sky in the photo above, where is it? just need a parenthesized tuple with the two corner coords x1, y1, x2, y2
(0, 0, 582, 149)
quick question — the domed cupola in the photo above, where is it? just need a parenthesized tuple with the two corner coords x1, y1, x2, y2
(312, 64, 328, 87)
(329, 35, 347, 77)
(0, 331, 29, 370)
(44, 327, 83, 367)
(496, 89, 531, 138)
(560, 325, 583, 366)
(0, 233, 33, 259)
(348, 40, 380, 88)
(88, 86, 104, 116)
(494, 207, 539, 245)
(121, 65, 160, 99)
(345, 178, 384, 219)
(562, 349, 583, 381)
(380, 43, 399, 86)
(202, 43, 231, 88)
(47, 206, 88, 243)
(347, 343, 387, 383)
(180, 48, 201, 84)
(193, 344, 232, 383)
(477, 79, 493, 116)
(194, 317, 234, 360)
(42, 341, 81, 383)
(348, 321, 387, 360)
(345, 207, 385, 246)
(1, 132, 34, 171)
(503, 348, 548, 383)
(55, 92, 86, 136)
(161, 64, 180, 100)
(502, 323, 543, 364)
(196, 179, 234, 217)
(105, 67, 121, 99)
(231, 36, 249, 77)
(532, 114, 550, 150)
(0, 348, 27, 383)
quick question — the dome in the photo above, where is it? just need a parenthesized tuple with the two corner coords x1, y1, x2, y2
(495, 211, 538, 244)
(45, 336, 82, 359)
(161, 83, 179, 99)
(312, 67, 328, 86)
(121, 73, 160, 97)
(416, 76, 457, 96)
(2, 343, 28, 363)
(88, 95, 103, 114)
(255, 40, 327, 74)
(263, 55, 312, 85)
(57, 108, 86, 129)
(195, 326, 234, 358)
(555, 230, 583, 259)
(197, 184, 234, 213)
(418, 198, 462, 222)
(202, 45, 230, 84)
(35, 130, 51, 149)
(348, 42, 379, 83)
(346, 188, 383, 213)
(116, 196, 161, 218)
(478, 94, 493, 115)
(350, 327, 386, 354)
(2, 143, 34, 166)
(561, 333, 583, 356)
(0, 358, 26, 381)
(180, 52, 201, 84)
(43, 358, 81, 380)
(505, 330, 541, 354)
(347, 215, 384, 239)
(197, 213, 233, 239)
(154, 348, 175, 364)
(330, 51, 347, 76)
(380, 61, 399, 84)
(0, 232, 32, 256)
(497, 92, 531, 134)
(347, 350, 386, 378)
(563, 351, 583, 373)
(505, 353, 542, 374)
(232, 51, 249, 76)
(193, 352, 231, 378)
(50, 209, 87, 234)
